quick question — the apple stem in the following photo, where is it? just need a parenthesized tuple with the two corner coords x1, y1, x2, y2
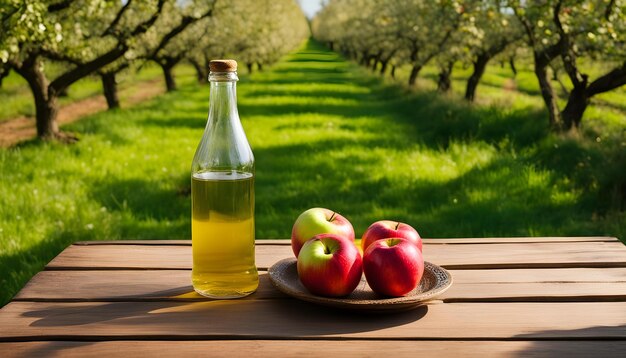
(395, 222, 400, 230)
(329, 212, 336, 222)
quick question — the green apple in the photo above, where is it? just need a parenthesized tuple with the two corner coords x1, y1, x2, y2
(291, 207, 355, 257)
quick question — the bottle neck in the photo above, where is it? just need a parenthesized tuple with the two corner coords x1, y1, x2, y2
(192, 70, 253, 174)
(208, 73, 238, 121)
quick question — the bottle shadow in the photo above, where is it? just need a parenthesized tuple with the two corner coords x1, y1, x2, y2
(19, 297, 428, 337)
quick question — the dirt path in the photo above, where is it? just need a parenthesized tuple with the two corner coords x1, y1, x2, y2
(0, 78, 165, 148)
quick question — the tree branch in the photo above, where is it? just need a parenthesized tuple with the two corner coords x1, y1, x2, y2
(49, 45, 126, 93)
(48, 0, 74, 13)
(102, 0, 134, 37)
(420, 13, 462, 66)
(552, 0, 583, 88)
(586, 62, 626, 97)
(605, 0, 616, 20)
(128, 0, 167, 38)
(147, 1, 218, 59)
(513, 6, 536, 48)
(553, 0, 565, 37)
(99, 61, 130, 76)
(40, 48, 83, 66)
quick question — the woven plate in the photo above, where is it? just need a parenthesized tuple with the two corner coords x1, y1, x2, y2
(268, 258, 453, 312)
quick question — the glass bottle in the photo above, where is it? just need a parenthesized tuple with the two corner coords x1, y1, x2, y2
(191, 59, 258, 298)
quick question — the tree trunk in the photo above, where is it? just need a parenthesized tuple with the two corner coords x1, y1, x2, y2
(0, 67, 8, 88)
(15, 57, 59, 139)
(257, 63, 263, 71)
(371, 52, 381, 71)
(371, 59, 378, 72)
(380, 60, 388, 75)
(189, 58, 206, 83)
(534, 60, 561, 129)
(561, 86, 588, 130)
(437, 61, 454, 93)
(29, 89, 58, 140)
(246, 63, 253, 74)
(360, 51, 369, 65)
(34, 94, 58, 138)
(560, 61, 626, 130)
(509, 57, 517, 77)
(390, 65, 396, 79)
(465, 54, 489, 102)
(101, 72, 119, 109)
(408, 64, 422, 87)
(329, 42, 334, 51)
(161, 63, 176, 92)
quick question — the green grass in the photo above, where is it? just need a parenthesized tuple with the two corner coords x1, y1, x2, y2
(0, 40, 624, 307)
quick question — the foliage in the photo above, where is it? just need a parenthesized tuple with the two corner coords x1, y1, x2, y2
(313, 1, 484, 74)
(186, 0, 309, 73)
(0, 0, 61, 63)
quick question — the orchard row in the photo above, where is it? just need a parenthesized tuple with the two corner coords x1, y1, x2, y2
(0, 0, 309, 139)
(312, 0, 626, 131)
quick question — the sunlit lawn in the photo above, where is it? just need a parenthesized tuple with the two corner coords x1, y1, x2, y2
(1, 40, 624, 306)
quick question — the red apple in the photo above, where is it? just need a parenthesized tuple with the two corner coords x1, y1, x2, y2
(291, 208, 355, 257)
(297, 234, 363, 297)
(363, 238, 424, 297)
(361, 220, 422, 252)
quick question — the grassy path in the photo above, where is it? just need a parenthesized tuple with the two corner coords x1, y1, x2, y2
(0, 78, 165, 147)
(0, 41, 623, 306)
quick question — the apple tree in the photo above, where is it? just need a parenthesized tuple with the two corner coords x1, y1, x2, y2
(511, 0, 626, 130)
(0, 0, 168, 139)
(464, 1, 523, 101)
(97, 0, 217, 107)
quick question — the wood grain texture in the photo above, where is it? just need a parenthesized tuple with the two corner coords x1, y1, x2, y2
(73, 237, 621, 246)
(1, 301, 625, 340)
(2, 340, 625, 358)
(46, 241, 626, 270)
(14, 271, 285, 302)
(45, 245, 289, 270)
(74, 240, 291, 246)
(420, 237, 621, 244)
(14, 268, 626, 302)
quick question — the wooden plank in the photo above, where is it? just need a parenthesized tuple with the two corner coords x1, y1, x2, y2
(14, 271, 285, 302)
(428, 241, 626, 269)
(73, 237, 620, 246)
(1, 340, 625, 358)
(444, 282, 626, 302)
(47, 241, 626, 270)
(14, 268, 626, 302)
(74, 240, 291, 246)
(449, 267, 626, 283)
(46, 244, 292, 270)
(74, 240, 191, 246)
(1, 301, 625, 340)
(444, 267, 626, 301)
(423, 236, 621, 244)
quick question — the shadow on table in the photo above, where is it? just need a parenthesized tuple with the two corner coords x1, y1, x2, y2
(22, 299, 428, 337)
(512, 325, 626, 357)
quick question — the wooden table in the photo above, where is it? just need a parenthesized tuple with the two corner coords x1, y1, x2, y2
(1, 237, 625, 357)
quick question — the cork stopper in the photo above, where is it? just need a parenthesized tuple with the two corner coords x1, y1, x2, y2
(209, 59, 237, 72)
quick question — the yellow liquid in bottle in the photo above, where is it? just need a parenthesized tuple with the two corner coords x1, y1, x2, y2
(191, 171, 258, 298)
